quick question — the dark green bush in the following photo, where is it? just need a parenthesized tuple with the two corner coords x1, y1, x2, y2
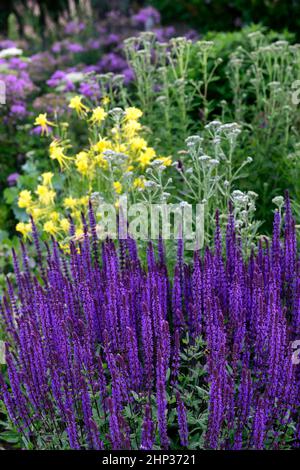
(150, 0, 300, 38)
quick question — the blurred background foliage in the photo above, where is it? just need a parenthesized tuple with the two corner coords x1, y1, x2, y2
(1, 1, 300, 38)
(150, 0, 300, 38)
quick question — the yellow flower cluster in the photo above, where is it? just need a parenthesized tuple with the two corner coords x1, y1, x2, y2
(16, 98, 171, 240)
(17, 172, 65, 237)
(69, 104, 162, 180)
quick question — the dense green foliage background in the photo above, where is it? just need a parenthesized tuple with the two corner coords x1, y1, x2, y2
(150, 0, 300, 38)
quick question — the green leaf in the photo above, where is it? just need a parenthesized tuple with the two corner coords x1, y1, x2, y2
(0, 431, 20, 444)
(3, 187, 18, 205)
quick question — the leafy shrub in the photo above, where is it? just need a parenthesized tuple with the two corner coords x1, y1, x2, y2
(150, 0, 300, 39)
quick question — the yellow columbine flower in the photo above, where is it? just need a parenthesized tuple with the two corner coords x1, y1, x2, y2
(113, 181, 122, 194)
(101, 96, 110, 106)
(34, 113, 55, 135)
(90, 107, 107, 125)
(60, 218, 70, 232)
(138, 147, 156, 168)
(41, 172, 54, 186)
(123, 120, 142, 138)
(75, 151, 89, 176)
(93, 139, 112, 153)
(125, 107, 143, 121)
(31, 207, 44, 220)
(63, 196, 78, 209)
(113, 143, 127, 153)
(69, 95, 89, 117)
(36, 185, 56, 206)
(60, 243, 70, 253)
(72, 209, 81, 220)
(50, 211, 60, 222)
(130, 137, 147, 152)
(95, 154, 108, 169)
(156, 156, 172, 167)
(18, 190, 32, 209)
(16, 222, 32, 238)
(79, 196, 89, 206)
(49, 139, 60, 153)
(44, 220, 58, 236)
(75, 228, 84, 238)
(49, 141, 73, 169)
(133, 177, 145, 189)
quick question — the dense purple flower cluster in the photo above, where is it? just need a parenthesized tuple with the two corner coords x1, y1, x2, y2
(0, 196, 299, 449)
(132, 7, 161, 30)
(0, 54, 36, 120)
(0, 7, 197, 124)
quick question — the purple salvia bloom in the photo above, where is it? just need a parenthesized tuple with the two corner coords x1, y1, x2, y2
(172, 265, 184, 328)
(65, 389, 80, 449)
(140, 404, 155, 450)
(156, 349, 169, 449)
(252, 398, 267, 449)
(171, 328, 181, 386)
(107, 397, 122, 450)
(141, 303, 154, 392)
(176, 392, 188, 447)
(0, 200, 299, 450)
(237, 366, 252, 433)
(0, 373, 23, 432)
(125, 326, 141, 391)
(190, 250, 202, 337)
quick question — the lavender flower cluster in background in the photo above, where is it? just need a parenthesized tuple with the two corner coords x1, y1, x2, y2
(0, 7, 197, 125)
(0, 194, 299, 449)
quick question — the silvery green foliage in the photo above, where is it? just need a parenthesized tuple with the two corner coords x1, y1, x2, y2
(227, 31, 300, 223)
(123, 35, 221, 153)
(176, 121, 255, 246)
